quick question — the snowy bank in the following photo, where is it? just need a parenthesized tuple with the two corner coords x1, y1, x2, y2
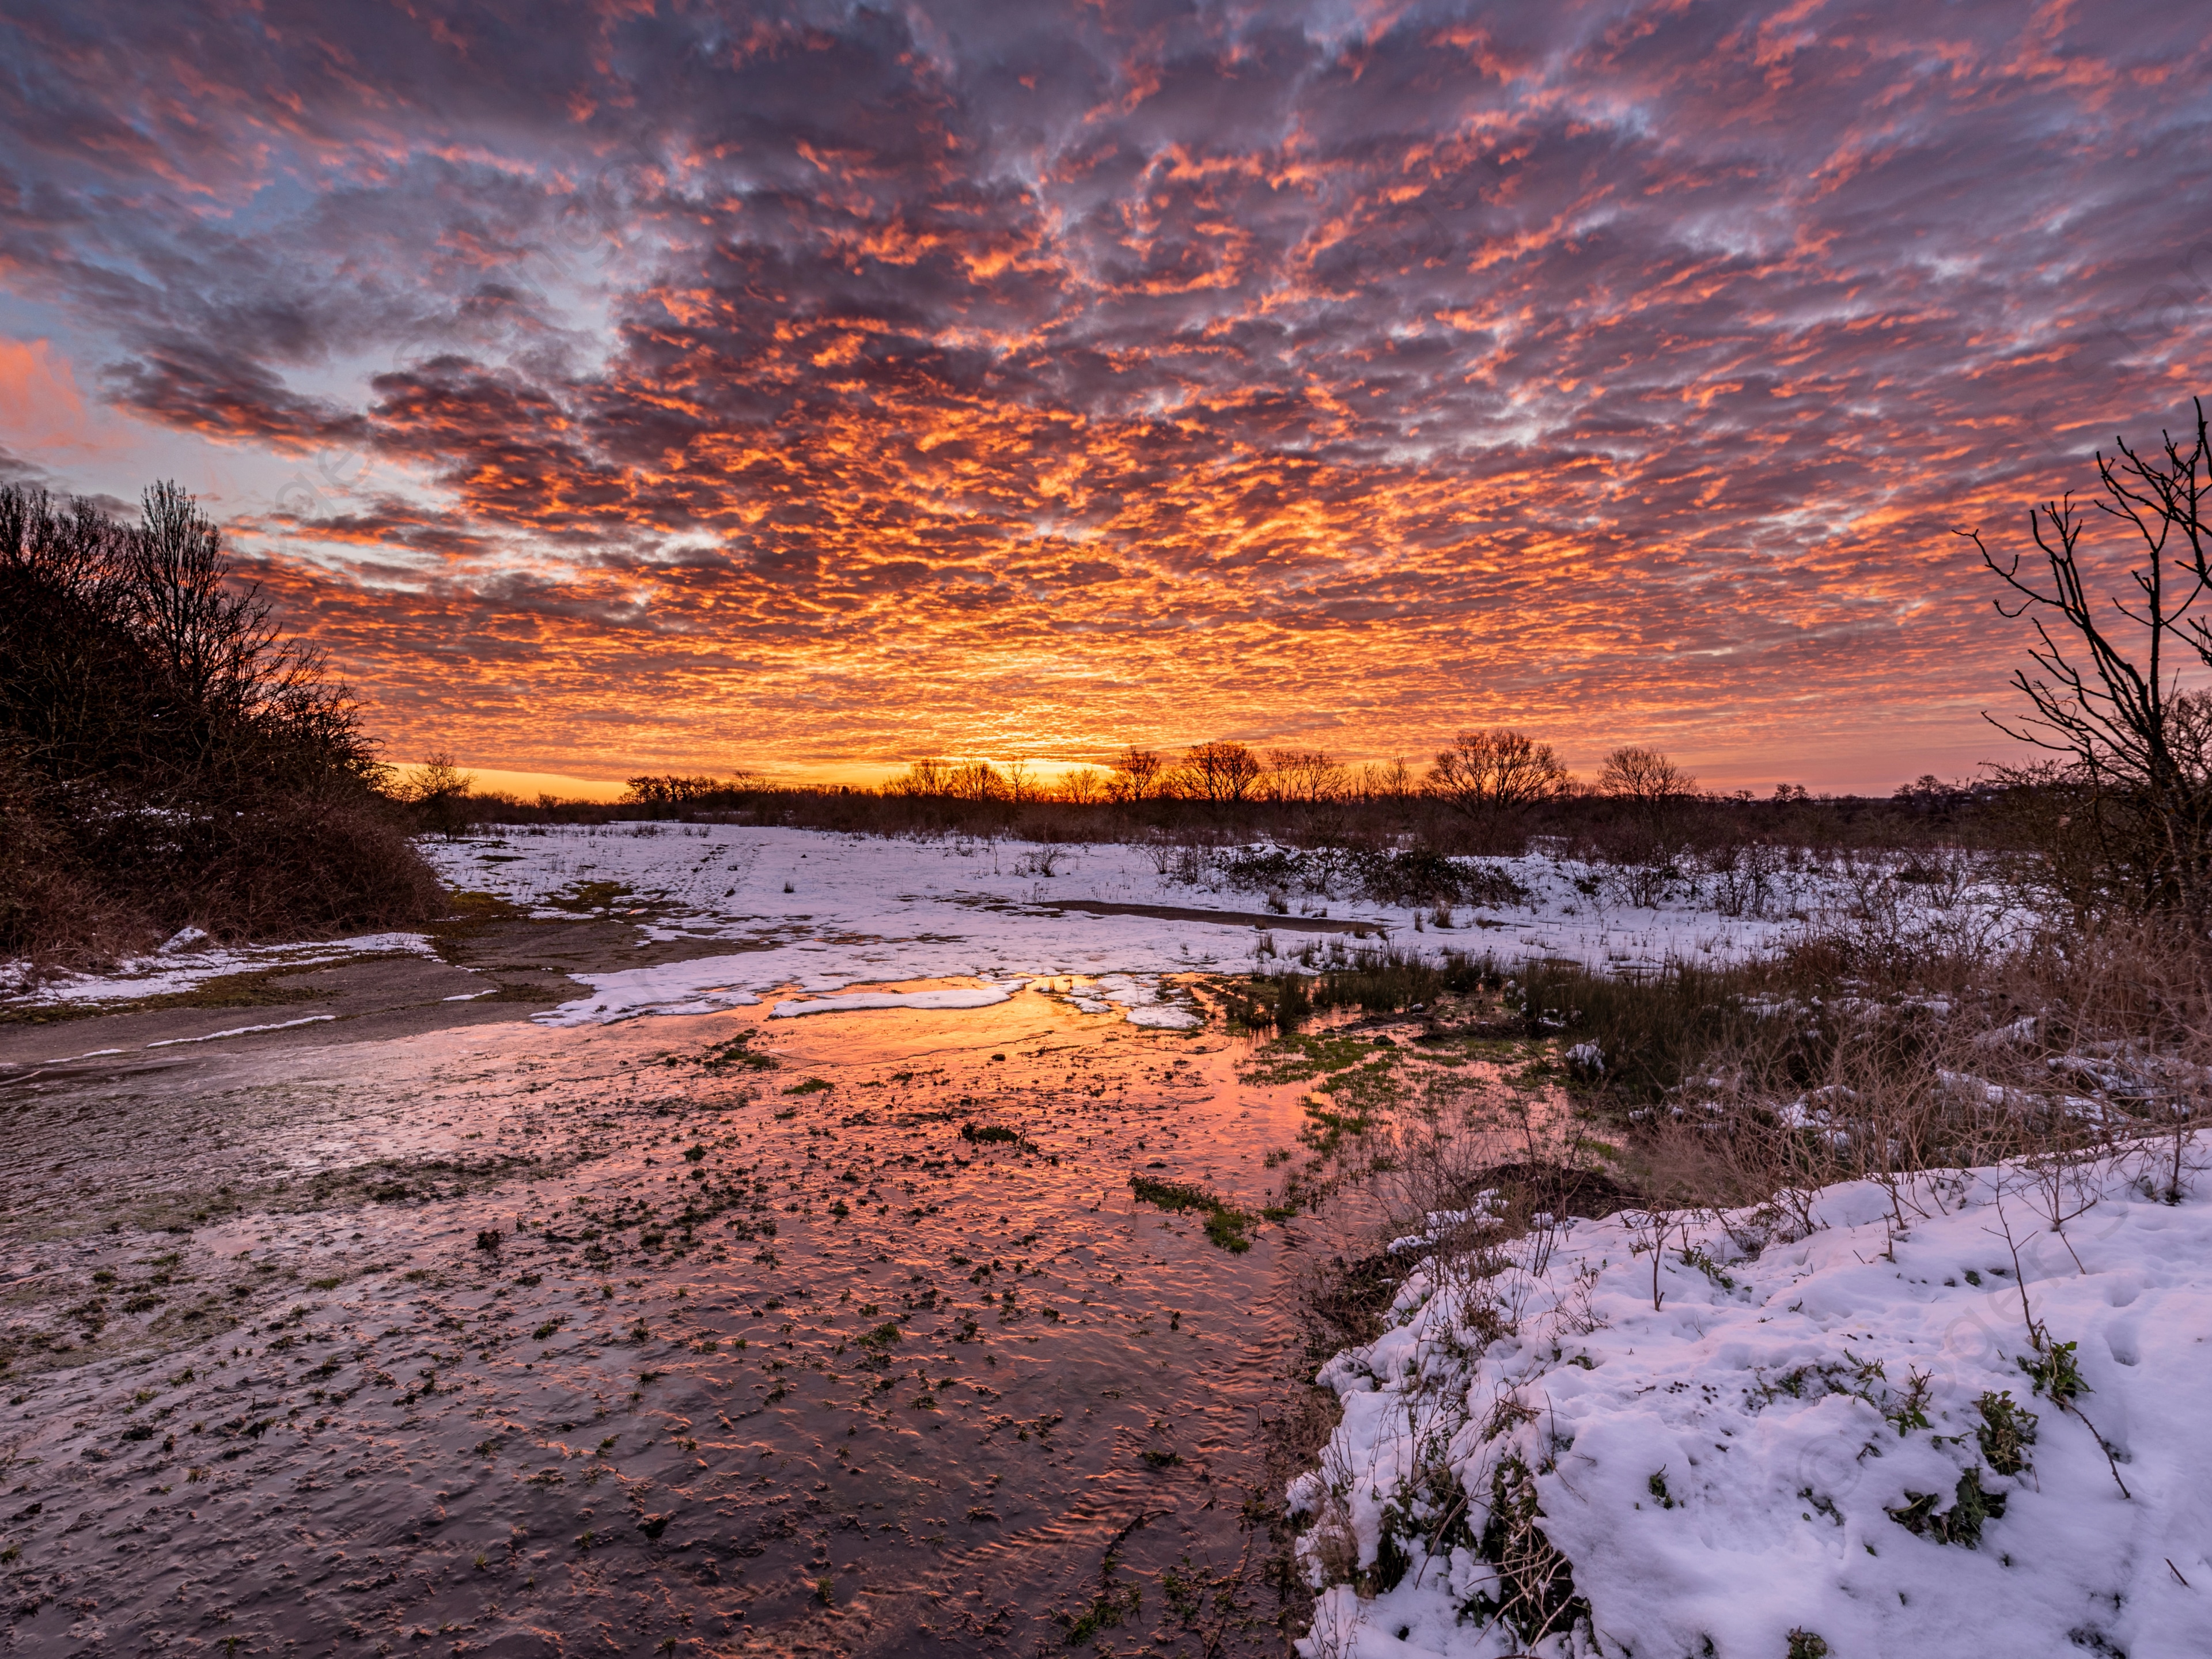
(1293, 1145, 2212, 1658)
(2, 930, 436, 1006)
(408, 824, 1950, 1027)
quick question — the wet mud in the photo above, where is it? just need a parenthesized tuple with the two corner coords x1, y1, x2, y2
(0, 980, 1567, 1657)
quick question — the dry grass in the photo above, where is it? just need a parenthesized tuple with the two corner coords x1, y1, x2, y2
(1601, 913, 2212, 1226)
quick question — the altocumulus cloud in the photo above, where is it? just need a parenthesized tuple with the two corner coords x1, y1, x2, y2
(3, 0, 2209, 781)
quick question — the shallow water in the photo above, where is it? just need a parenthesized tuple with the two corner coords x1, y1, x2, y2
(0, 981, 1561, 1656)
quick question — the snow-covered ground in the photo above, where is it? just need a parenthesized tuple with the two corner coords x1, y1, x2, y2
(1294, 1146, 2212, 1658)
(409, 823, 1966, 1027)
(5, 824, 2009, 1029)
(2, 929, 437, 1007)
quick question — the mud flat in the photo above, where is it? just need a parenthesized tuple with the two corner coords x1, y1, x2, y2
(1, 956, 1575, 1659)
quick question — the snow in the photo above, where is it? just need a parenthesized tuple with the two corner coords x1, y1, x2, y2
(142, 1014, 338, 1048)
(407, 824, 1981, 1028)
(4, 932, 437, 1006)
(1123, 1002, 1204, 1029)
(769, 980, 1027, 1018)
(2, 824, 2014, 1032)
(1292, 1145, 2212, 1658)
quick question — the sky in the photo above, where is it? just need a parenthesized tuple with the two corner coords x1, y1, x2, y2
(3, 1, 2209, 794)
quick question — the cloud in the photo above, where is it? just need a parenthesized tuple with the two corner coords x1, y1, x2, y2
(0, 336, 92, 456)
(4, 0, 2210, 782)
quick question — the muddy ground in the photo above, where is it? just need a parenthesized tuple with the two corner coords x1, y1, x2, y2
(0, 929, 1564, 1659)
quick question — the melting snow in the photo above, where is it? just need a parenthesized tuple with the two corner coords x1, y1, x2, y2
(769, 980, 1027, 1018)
(406, 824, 1953, 1027)
(1295, 1147, 2212, 1658)
(5, 933, 437, 1006)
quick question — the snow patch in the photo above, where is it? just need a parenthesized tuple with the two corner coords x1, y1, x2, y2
(144, 1014, 338, 1048)
(1293, 1147, 2212, 1658)
(769, 980, 1027, 1018)
(7, 932, 436, 1007)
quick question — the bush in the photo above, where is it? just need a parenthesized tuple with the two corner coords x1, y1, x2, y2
(0, 481, 438, 963)
(1210, 843, 1526, 909)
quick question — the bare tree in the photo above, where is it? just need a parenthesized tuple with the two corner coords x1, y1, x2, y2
(1426, 728, 1571, 817)
(885, 756, 955, 797)
(1, 479, 436, 955)
(1599, 745, 1695, 805)
(1354, 756, 1414, 802)
(1965, 397, 2212, 914)
(399, 752, 476, 839)
(946, 759, 1009, 802)
(1109, 745, 1164, 802)
(1181, 739, 1264, 803)
(1055, 766, 1110, 804)
(1600, 745, 1698, 863)
(1265, 747, 1346, 805)
(623, 772, 761, 807)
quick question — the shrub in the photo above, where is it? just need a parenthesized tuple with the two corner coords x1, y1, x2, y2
(0, 480, 437, 961)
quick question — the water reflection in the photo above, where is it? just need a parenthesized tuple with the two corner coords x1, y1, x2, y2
(0, 976, 1568, 1657)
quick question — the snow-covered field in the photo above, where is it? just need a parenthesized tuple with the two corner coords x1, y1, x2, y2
(1295, 1147, 2212, 1658)
(7, 823, 2008, 1032)
(408, 822, 1942, 1027)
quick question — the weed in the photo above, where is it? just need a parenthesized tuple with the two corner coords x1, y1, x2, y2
(1886, 1366, 1934, 1436)
(1467, 1455, 1588, 1645)
(1202, 1208, 1254, 1252)
(1052, 1512, 1150, 1646)
(1975, 1391, 2039, 1476)
(1887, 1468, 2005, 1547)
(1129, 1176, 1255, 1253)
(696, 1033, 774, 1073)
(2018, 1339, 2085, 1408)
(1677, 1245, 1736, 1290)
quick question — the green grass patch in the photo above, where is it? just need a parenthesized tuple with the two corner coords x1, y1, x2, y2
(1129, 1176, 1255, 1253)
(1266, 945, 1499, 1020)
(1237, 1029, 1380, 1086)
(695, 1032, 775, 1073)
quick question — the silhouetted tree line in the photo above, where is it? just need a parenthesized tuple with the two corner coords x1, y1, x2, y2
(1, 482, 437, 962)
(437, 731, 2009, 865)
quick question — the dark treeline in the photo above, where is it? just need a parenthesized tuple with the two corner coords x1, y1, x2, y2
(440, 743, 2016, 864)
(2, 482, 437, 963)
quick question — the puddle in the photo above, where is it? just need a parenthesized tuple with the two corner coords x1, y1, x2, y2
(0, 983, 1570, 1655)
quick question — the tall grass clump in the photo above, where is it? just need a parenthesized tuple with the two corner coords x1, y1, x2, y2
(1236, 946, 1499, 1028)
(1, 482, 438, 968)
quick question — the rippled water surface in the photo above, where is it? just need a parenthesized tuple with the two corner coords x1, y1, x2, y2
(1, 979, 1563, 1656)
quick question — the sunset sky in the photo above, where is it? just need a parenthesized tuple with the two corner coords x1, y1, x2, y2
(3, 0, 2208, 794)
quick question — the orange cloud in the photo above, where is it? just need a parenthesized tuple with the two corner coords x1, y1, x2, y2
(5, 0, 2207, 793)
(0, 338, 93, 456)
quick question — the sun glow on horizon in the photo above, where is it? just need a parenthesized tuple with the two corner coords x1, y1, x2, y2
(3, 2, 2202, 792)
